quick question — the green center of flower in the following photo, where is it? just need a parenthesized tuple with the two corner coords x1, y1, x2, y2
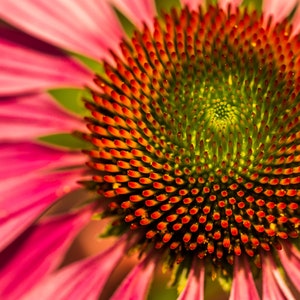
(86, 5, 300, 268)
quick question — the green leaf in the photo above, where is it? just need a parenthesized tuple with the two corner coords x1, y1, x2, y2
(114, 8, 136, 37)
(38, 133, 90, 150)
(242, 0, 262, 11)
(71, 52, 105, 75)
(49, 88, 90, 116)
(155, 0, 181, 16)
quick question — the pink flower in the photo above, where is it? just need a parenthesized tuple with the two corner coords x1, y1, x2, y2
(1, 0, 300, 299)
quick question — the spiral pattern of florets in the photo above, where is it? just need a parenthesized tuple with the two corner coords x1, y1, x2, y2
(86, 5, 300, 266)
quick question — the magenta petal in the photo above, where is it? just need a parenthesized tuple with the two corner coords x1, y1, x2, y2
(263, 0, 298, 24)
(262, 254, 295, 300)
(178, 258, 205, 300)
(277, 242, 300, 293)
(23, 235, 135, 300)
(0, 93, 85, 139)
(0, 0, 124, 62)
(292, 8, 300, 36)
(180, 0, 204, 11)
(111, 253, 157, 300)
(0, 142, 86, 180)
(0, 169, 83, 251)
(111, 0, 157, 31)
(0, 207, 93, 299)
(0, 32, 92, 96)
(229, 255, 259, 300)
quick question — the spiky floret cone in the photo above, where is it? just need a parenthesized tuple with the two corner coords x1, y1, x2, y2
(86, 5, 300, 268)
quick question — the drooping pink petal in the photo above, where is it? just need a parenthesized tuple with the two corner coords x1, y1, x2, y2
(23, 234, 136, 300)
(110, 0, 157, 31)
(180, 0, 204, 11)
(0, 206, 93, 299)
(0, 142, 86, 180)
(229, 255, 260, 300)
(262, 253, 296, 300)
(277, 242, 300, 293)
(178, 258, 205, 300)
(262, 0, 298, 24)
(0, 0, 124, 62)
(0, 93, 85, 140)
(110, 252, 157, 300)
(0, 28, 92, 96)
(0, 169, 84, 251)
(218, 0, 242, 11)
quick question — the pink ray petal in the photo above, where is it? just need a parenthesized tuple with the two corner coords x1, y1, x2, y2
(178, 258, 205, 300)
(262, 253, 296, 300)
(0, 28, 92, 96)
(110, 0, 157, 31)
(0, 169, 84, 251)
(229, 255, 260, 300)
(23, 234, 136, 300)
(110, 252, 157, 300)
(291, 6, 300, 36)
(277, 242, 300, 293)
(181, 0, 204, 11)
(263, 0, 298, 25)
(0, 206, 93, 299)
(0, 142, 86, 180)
(218, 0, 242, 10)
(0, 93, 85, 140)
(0, 0, 124, 62)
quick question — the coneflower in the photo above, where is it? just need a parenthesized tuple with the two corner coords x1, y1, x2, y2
(0, 0, 299, 299)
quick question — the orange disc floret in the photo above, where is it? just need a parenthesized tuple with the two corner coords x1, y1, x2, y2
(86, 5, 300, 267)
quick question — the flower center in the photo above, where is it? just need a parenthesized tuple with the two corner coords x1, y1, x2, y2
(86, 5, 300, 268)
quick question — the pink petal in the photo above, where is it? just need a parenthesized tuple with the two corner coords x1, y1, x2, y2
(277, 242, 300, 293)
(0, 28, 92, 96)
(0, 93, 85, 140)
(291, 6, 300, 36)
(0, 207, 93, 299)
(263, 0, 298, 24)
(262, 253, 296, 300)
(23, 234, 136, 300)
(0, 169, 84, 251)
(0, 0, 124, 62)
(180, 0, 204, 11)
(0, 141, 86, 180)
(229, 255, 260, 300)
(178, 258, 205, 300)
(111, 0, 157, 31)
(111, 252, 157, 300)
(218, 0, 242, 10)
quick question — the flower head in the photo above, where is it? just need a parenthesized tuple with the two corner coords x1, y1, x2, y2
(0, 0, 300, 299)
